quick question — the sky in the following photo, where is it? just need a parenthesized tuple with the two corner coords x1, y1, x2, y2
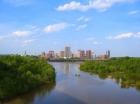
(0, 0, 140, 57)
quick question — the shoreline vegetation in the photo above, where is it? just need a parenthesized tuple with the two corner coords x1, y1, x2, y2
(0, 55, 55, 102)
(80, 57, 140, 91)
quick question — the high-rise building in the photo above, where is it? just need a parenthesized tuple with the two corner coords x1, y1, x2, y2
(78, 50, 85, 59)
(106, 50, 110, 58)
(47, 51, 55, 59)
(64, 46, 71, 58)
(60, 51, 65, 58)
(86, 50, 93, 59)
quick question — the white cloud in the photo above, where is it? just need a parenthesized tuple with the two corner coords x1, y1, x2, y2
(92, 41, 102, 45)
(57, 1, 89, 11)
(22, 39, 35, 46)
(113, 32, 134, 40)
(128, 10, 139, 15)
(12, 30, 31, 37)
(86, 37, 95, 41)
(137, 32, 140, 35)
(25, 25, 40, 32)
(134, 32, 140, 38)
(108, 32, 140, 40)
(44, 23, 68, 33)
(107, 36, 114, 40)
(89, 0, 134, 11)
(76, 24, 87, 31)
(57, 0, 134, 11)
(77, 16, 90, 22)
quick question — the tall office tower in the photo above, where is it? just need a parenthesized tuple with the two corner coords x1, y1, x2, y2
(86, 50, 93, 59)
(106, 50, 110, 58)
(64, 46, 71, 58)
(78, 50, 85, 59)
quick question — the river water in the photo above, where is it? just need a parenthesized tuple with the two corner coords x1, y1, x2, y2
(5, 62, 140, 104)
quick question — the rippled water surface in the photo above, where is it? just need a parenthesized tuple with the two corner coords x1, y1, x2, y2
(5, 62, 140, 104)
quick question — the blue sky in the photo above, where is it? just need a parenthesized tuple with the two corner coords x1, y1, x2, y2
(0, 0, 140, 56)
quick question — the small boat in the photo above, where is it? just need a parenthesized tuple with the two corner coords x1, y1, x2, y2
(75, 74, 80, 77)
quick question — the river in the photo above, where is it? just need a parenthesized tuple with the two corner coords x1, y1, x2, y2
(5, 62, 140, 104)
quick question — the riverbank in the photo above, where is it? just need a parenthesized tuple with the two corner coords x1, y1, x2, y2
(80, 57, 140, 90)
(0, 55, 55, 101)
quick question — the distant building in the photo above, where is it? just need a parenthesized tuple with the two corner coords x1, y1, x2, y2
(64, 46, 71, 58)
(96, 50, 110, 60)
(41, 52, 47, 59)
(106, 50, 110, 58)
(73, 52, 79, 58)
(86, 50, 93, 59)
(97, 55, 108, 60)
(47, 51, 55, 59)
(60, 51, 65, 58)
(78, 50, 85, 59)
(55, 53, 60, 58)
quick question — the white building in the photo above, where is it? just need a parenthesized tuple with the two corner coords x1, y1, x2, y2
(64, 46, 72, 58)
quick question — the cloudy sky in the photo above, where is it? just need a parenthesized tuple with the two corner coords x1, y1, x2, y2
(0, 0, 140, 56)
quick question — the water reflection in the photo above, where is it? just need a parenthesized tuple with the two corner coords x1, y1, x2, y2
(62, 63, 70, 75)
(97, 72, 140, 91)
(4, 83, 55, 104)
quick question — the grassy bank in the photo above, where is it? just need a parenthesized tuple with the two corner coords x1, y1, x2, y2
(80, 57, 140, 90)
(0, 55, 55, 100)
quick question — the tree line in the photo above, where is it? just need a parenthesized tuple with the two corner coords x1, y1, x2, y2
(0, 55, 55, 101)
(80, 57, 140, 91)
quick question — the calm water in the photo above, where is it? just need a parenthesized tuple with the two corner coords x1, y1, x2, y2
(5, 62, 140, 104)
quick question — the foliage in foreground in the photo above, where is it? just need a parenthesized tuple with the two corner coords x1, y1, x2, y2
(0, 55, 55, 100)
(80, 57, 140, 90)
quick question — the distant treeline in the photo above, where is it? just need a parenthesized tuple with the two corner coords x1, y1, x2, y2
(0, 55, 55, 101)
(80, 57, 140, 90)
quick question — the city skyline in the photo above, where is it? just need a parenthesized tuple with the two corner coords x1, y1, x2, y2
(0, 0, 140, 57)
(41, 46, 93, 59)
(41, 46, 110, 60)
